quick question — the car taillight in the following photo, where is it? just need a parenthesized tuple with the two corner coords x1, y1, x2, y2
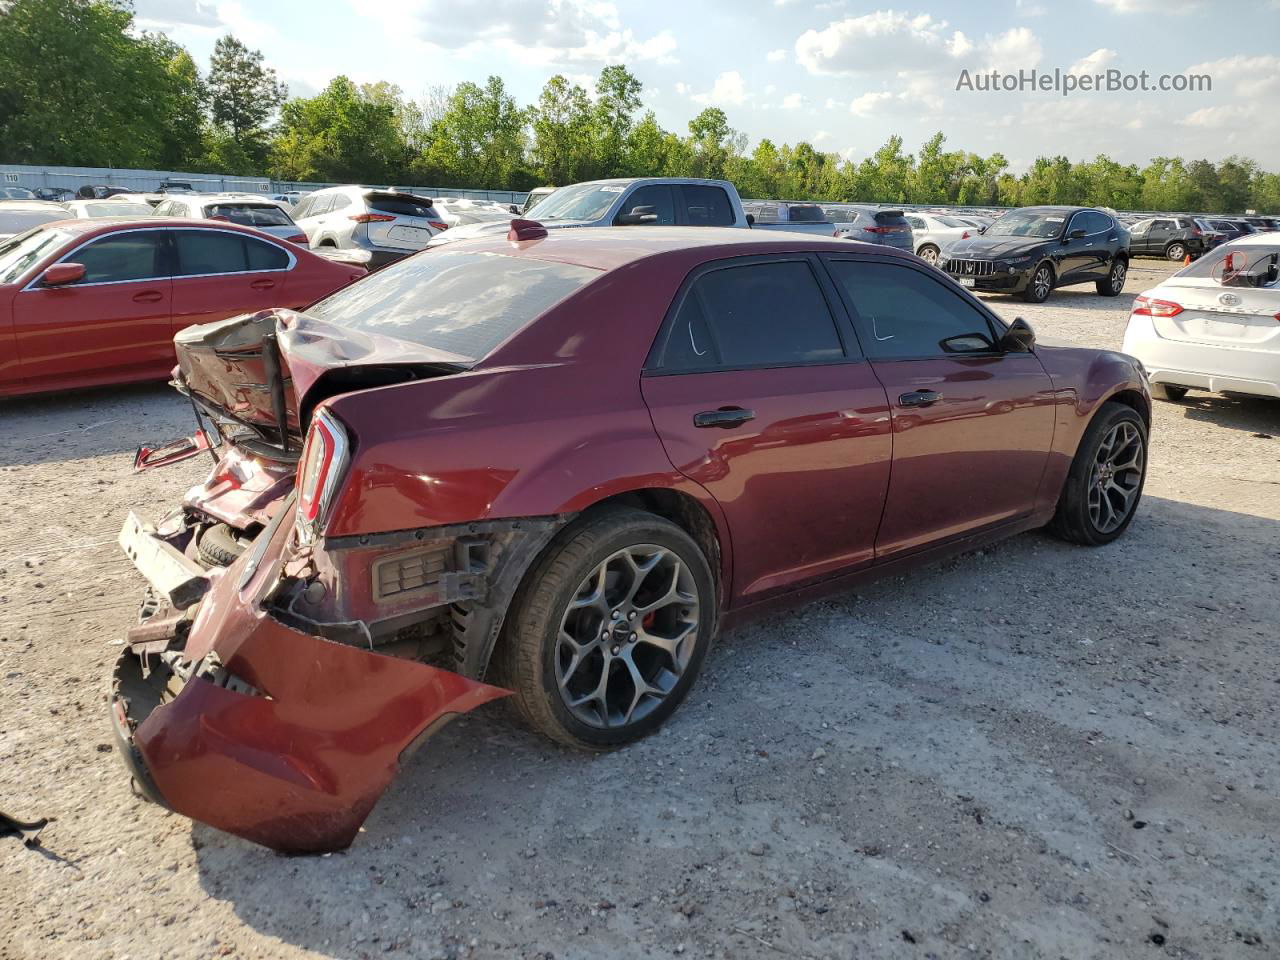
(863, 225, 891, 234)
(960, 230, 970, 240)
(349, 213, 396, 223)
(286, 233, 308, 244)
(295, 408, 350, 543)
(427, 220, 448, 231)
(1132, 296, 1183, 317)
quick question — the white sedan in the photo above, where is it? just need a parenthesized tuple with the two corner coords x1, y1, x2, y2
(904, 213, 979, 265)
(1122, 234, 1280, 401)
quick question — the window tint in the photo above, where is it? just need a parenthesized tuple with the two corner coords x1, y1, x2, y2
(205, 203, 293, 227)
(291, 196, 315, 219)
(304, 195, 333, 217)
(329, 194, 352, 212)
(826, 259, 997, 360)
(174, 230, 288, 275)
(1130, 219, 1151, 233)
(69, 232, 166, 283)
(907, 216, 925, 229)
(787, 205, 825, 223)
(1150, 219, 1173, 230)
(1078, 211, 1112, 234)
(308, 250, 598, 362)
(679, 185, 734, 226)
(615, 184, 675, 225)
(659, 260, 845, 371)
(367, 193, 433, 218)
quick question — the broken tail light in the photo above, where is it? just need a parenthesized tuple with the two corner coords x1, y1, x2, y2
(296, 408, 350, 544)
(1132, 296, 1183, 318)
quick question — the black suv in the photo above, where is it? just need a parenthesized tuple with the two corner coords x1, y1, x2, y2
(939, 206, 1130, 303)
(1128, 216, 1212, 261)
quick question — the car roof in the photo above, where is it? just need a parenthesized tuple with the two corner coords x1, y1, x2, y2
(452, 225, 915, 272)
(1016, 205, 1090, 214)
(29, 217, 296, 241)
(0, 199, 64, 212)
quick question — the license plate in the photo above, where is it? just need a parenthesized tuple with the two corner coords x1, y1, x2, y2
(389, 225, 431, 242)
(959, 277, 976, 288)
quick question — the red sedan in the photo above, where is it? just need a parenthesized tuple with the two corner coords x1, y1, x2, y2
(0, 217, 366, 397)
(113, 225, 1150, 852)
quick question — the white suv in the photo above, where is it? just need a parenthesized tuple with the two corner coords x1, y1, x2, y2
(290, 186, 447, 268)
(153, 193, 307, 245)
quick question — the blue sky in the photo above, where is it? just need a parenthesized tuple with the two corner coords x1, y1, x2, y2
(136, 0, 1280, 170)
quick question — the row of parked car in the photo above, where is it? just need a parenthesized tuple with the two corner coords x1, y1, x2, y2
(1, 175, 1275, 404)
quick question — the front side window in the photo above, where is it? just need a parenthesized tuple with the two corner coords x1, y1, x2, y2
(67, 232, 166, 284)
(614, 185, 676, 225)
(680, 185, 735, 226)
(308, 249, 599, 362)
(826, 259, 999, 360)
(657, 260, 845, 371)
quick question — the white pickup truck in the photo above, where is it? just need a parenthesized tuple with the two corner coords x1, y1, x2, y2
(426, 177, 752, 247)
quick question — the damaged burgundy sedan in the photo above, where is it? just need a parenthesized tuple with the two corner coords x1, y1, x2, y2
(112, 223, 1151, 852)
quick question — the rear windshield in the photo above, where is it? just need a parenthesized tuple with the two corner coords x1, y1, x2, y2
(0, 208, 64, 235)
(87, 202, 153, 218)
(205, 203, 293, 227)
(1177, 243, 1280, 287)
(367, 194, 436, 218)
(308, 250, 599, 361)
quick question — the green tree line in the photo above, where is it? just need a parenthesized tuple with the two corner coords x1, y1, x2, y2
(2, 0, 1277, 213)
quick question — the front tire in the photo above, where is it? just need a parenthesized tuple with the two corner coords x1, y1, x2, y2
(1095, 258, 1127, 296)
(495, 507, 716, 750)
(1051, 403, 1148, 546)
(1021, 263, 1054, 303)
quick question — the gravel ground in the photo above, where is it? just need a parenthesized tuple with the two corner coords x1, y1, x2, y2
(2, 259, 1278, 960)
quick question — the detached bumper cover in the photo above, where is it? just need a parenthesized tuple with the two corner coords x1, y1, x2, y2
(111, 509, 509, 853)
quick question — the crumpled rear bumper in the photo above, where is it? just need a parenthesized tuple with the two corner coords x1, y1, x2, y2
(110, 505, 509, 853)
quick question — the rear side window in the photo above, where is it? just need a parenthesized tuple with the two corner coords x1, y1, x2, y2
(205, 203, 293, 227)
(657, 260, 845, 371)
(826, 259, 997, 360)
(70, 232, 166, 283)
(366, 194, 434, 218)
(308, 250, 599, 361)
(679, 185, 734, 226)
(174, 230, 289, 275)
(787, 205, 825, 223)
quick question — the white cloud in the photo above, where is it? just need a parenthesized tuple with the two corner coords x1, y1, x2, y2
(134, 0, 275, 41)
(812, 130, 831, 143)
(1187, 54, 1280, 98)
(133, 0, 221, 27)
(795, 12, 1040, 76)
(766, 48, 787, 62)
(1094, 0, 1203, 11)
(764, 84, 777, 95)
(377, 0, 677, 67)
(849, 91, 893, 116)
(1015, 0, 1047, 14)
(781, 92, 804, 109)
(1070, 48, 1117, 75)
(690, 71, 749, 106)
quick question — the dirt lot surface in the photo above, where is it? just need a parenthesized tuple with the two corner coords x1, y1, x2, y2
(2, 259, 1278, 960)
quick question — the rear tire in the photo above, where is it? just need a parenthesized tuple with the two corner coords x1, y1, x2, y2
(1021, 263, 1054, 303)
(917, 244, 940, 265)
(1050, 403, 1147, 546)
(1150, 383, 1188, 402)
(494, 506, 715, 750)
(1165, 242, 1186, 262)
(1095, 258, 1127, 296)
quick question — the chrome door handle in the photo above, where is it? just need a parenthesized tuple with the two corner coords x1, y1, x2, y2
(693, 407, 755, 428)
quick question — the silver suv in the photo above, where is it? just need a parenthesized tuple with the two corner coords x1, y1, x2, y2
(291, 186, 447, 268)
(153, 193, 306, 245)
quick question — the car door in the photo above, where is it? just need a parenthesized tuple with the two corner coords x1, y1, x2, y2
(1129, 220, 1152, 255)
(675, 184, 737, 227)
(641, 256, 893, 603)
(821, 255, 1055, 560)
(1057, 211, 1104, 282)
(170, 228, 294, 332)
(11, 228, 173, 390)
(1147, 219, 1174, 257)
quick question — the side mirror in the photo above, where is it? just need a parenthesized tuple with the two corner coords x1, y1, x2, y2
(616, 204, 657, 226)
(999, 317, 1036, 353)
(978, 224, 987, 234)
(745, 213, 755, 227)
(42, 262, 86, 286)
(1066, 228, 1087, 241)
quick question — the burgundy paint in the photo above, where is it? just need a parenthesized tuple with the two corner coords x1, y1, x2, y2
(132, 504, 507, 853)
